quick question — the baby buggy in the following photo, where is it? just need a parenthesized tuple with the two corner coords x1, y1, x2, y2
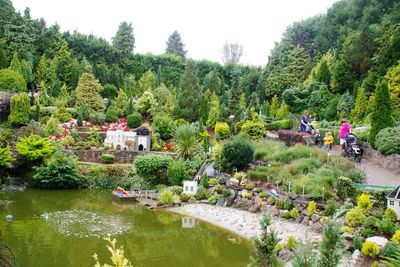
(307, 125, 323, 147)
(342, 133, 363, 162)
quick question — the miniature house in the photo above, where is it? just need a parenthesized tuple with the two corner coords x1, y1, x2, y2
(387, 186, 400, 217)
(104, 128, 151, 151)
(183, 181, 198, 195)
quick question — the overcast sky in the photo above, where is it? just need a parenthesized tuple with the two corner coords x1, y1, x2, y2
(12, 0, 337, 66)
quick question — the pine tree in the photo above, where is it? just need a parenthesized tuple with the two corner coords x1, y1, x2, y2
(230, 68, 242, 120)
(206, 92, 220, 129)
(336, 91, 354, 119)
(292, 242, 318, 267)
(369, 79, 395, 145)
(139, 70, 157, 94)
(173, 60, 202, 121)
(318, 220, 345, 267)
(115, 89, 128, 117)
(284, 45, 311, 88)
(350, 87, 367, 123)
(9, 92, 30, 125)
(385, 60, 400, 113)
(276, 102, 290, 119)
(165, 30, 187, 59)
(330, 56, 356, 93)
(251, 214, 281, 266)
(126, 97, 133, 116)
(9, 52, 22, 73)
(203, 69, 223, 96)
(137, 91, 157, 117)
(269, 95, 279, 119)
(113, 21, 135, 58)
(74, 72, 105, 112)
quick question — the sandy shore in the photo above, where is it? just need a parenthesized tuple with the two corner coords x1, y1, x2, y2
(168, 204, 321, 243)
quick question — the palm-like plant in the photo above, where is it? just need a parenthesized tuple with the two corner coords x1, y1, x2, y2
(173, 124, 200, 160)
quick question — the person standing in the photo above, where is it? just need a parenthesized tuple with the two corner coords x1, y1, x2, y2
(339, 119, 352, 150)
(300, 110, 309, 132)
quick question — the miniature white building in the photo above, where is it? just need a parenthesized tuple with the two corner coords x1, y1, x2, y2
(104, 129, 151, 151)
(182, 217, 196, 228)
(387, 186, 400, 217)
(183, 181, 198, 195)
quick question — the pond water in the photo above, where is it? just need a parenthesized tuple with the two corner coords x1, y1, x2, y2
(0, 189, 251, 267)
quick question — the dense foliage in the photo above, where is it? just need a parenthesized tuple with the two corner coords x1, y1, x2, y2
(134, 155, 173, 186)
(220, 136, 254, 171)
(0, 68, 26, 91)
(32, 151, 84, 188)
(16, 134, 54, 161)
(375, 126, 400, 155)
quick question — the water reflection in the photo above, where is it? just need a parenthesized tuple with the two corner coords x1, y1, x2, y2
(182, 217, 197, 228)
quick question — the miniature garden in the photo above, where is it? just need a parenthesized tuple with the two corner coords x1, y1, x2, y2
(1, 0, 400, 266)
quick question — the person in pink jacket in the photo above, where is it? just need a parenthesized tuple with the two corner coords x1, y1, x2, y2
(339, 119, 351, 151)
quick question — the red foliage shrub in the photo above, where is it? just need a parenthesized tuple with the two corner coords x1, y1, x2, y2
(277, 130, 309, 145)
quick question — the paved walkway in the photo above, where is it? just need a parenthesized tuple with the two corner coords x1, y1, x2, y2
(359, 160, 400, 187)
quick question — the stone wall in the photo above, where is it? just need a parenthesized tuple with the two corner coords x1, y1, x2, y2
(363, 144, 400, 175)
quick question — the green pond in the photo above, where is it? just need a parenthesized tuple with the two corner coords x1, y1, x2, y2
(0, 189, 252, 267)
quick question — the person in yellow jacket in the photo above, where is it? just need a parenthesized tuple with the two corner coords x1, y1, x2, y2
(323, 132, 334, 152)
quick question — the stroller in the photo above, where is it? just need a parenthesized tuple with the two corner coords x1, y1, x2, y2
(342, 133, 363, 162)
(307, 125, 323, 147)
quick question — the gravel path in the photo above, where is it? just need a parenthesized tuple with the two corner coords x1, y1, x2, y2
(168, 204, 321, 243)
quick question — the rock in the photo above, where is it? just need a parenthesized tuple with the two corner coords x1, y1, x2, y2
(301, 208, 308, 216)
(308, 221, 314, 226)
(301, 216, 310, 225)
(342, 232, 354, 241)
(279, 210, 288, 217)
(270, 207, 280, 217)
(216, 197, 226, 207)
(295, 215, 303, 224)
(348, 249, 361, 267)
(199, 200, 209, 204)
(311, 222, 323, 232)
(277, 248, 292, 261)
(225, 192, 236, 207)
(311, 214, 320, 222)
(249, 204, 261, 213)
(232, 199, 253, 210)
(366, 236, 388, 250)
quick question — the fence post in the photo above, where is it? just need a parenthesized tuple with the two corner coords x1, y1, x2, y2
(302, 185, 305, 197)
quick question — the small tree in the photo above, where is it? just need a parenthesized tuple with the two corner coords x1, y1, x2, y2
(32, 151, 84, 189)
(0, 146, 15, 168)
(269, 95, 279, 119)
(16, 134, 54, 161)
(318, 220, 345, 267)
(173, 124, 201, 160)
(369, 79, 395, 146)
(0, 69, 26, 92)
(115, 89, 128, 117)
(350, 87, 367, 123)
(9, 93, 30, 126)
(221, 136, 254, 171)
(134, 154, 173, 185)
(292, 242, 318, 267)
(75, 72, 105, 112)
(251, 213, 281, 266)
(167, 160, 188, 186)
(105, 105, 118, 122)
(153, 113, 176, 140)
(127, 112, 142, 128)
(45, 117, 63, 136)
(137, 91, 157, 117)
